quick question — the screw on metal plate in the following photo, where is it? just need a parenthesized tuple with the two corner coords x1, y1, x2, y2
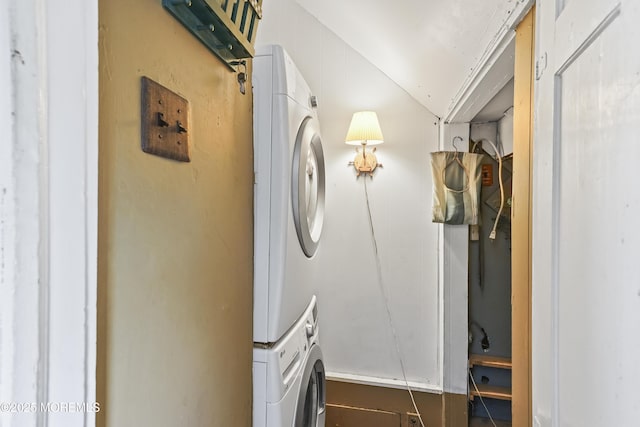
(197, 24, 215, 32)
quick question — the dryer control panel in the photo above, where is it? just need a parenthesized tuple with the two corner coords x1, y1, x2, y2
(261, 296, 320, 400)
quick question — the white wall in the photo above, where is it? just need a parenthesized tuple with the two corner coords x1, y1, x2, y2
(257, 0, 442, 390)
(470, 122, 498, 154)
(440, 123, 470, 395)
(498, 107, 514, 155)
(470, 107, 514, 157)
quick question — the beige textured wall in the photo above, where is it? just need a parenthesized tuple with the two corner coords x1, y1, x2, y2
(97, 1, 253, 426)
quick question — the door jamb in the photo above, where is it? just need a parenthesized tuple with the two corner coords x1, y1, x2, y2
(0, 1, 99, 425)
(512, 7, 535, 427)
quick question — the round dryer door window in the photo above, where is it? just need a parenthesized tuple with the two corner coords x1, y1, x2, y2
(292, 116, 325, 258)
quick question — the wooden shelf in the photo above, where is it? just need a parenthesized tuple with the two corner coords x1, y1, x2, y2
(469, 355, 512, 402)
(470, 384, 512, 401)
(469, 355, 512, 370)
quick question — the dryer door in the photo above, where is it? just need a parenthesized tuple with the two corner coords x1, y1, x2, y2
(292, 117, 325, 258)
(294, 344, 326, 427)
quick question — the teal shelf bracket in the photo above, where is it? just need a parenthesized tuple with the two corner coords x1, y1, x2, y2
(163, 0, 263, 70)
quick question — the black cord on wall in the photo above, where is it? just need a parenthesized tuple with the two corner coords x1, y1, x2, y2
(362, 178, 427, 427)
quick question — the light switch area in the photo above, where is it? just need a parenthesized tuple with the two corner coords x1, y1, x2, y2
(141, 76, 190, 162)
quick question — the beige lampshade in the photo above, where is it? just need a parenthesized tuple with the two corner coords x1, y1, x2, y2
(344, 111, 384, 146)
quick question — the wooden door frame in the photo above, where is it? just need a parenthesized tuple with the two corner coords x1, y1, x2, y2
(0, 1, 99, 425)
(512, 7, 535, 427)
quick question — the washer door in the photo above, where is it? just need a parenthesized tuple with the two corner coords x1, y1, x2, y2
(292, 116, 325, 258)
(294, 344, 326, 427)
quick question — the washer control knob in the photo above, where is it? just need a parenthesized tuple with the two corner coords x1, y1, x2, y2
(305, 322, 315, 338)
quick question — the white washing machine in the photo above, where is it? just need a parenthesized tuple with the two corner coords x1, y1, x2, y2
(252, 44, 327, 427)
(253, 296, 326, 427)
(252, 44, 326, 344)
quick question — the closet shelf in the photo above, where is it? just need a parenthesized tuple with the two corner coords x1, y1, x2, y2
(469, 354, 512, 370)
(470, 384, 512, 401)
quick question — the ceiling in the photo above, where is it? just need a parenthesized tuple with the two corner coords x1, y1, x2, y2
(294, 0, 528, 119)
(473, 78, 515, 122)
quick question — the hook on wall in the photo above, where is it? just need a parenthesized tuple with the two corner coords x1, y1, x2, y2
(229, 60, 247, 95)
(452, 136, 464, 152)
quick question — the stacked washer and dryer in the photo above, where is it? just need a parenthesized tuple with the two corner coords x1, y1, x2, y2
(252, 45, 327, 427)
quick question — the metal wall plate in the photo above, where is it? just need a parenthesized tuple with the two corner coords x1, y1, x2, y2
(141, 76, 190, 162)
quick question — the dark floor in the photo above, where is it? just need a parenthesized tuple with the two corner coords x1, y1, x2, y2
(469, 417, 512, 427)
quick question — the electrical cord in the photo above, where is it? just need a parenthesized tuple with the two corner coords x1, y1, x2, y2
(363, 178, 427, 427)
(468, 367, 498, 427)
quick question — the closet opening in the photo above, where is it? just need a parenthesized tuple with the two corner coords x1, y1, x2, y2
(464, 8, 535, 426)
(467, 78, 515, 427)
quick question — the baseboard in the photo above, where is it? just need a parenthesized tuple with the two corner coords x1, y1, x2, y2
(443, 392, 468, 427)
(325, 371, 442, 394)
(326, 379, 467, 427)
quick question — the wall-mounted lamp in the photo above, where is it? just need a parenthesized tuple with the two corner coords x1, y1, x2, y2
(345, 111, 384, 177)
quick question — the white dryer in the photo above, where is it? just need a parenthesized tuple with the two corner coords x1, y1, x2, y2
(253, 296, 326, 427)
(252, 45, 326, 344)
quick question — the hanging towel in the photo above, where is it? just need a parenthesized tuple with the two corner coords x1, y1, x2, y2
(430, 151, 483, 225)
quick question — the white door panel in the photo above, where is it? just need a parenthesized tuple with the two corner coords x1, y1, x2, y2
(557, 15, 640, 424)
(535, 1, 640, 426)
(555, 1, 620, 71)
